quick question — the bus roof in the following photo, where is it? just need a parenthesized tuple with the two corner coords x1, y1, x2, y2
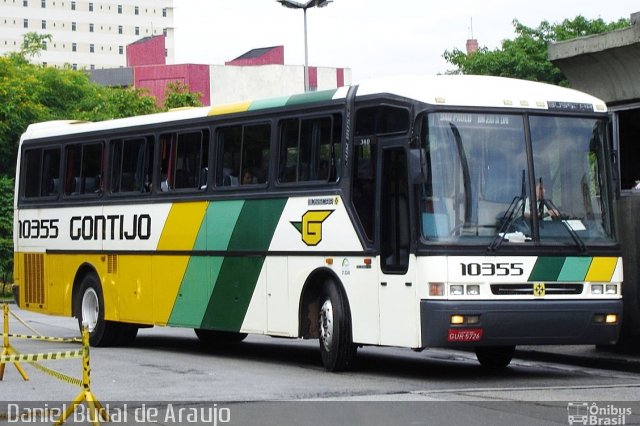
(21, 75, 606, 141)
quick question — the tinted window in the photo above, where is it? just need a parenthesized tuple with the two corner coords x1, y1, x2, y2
(216, 123, 270, 187)
(22, 147, 60, 198)
(64, 143, 103, 196)
(278, 115, 341, 183)
(356, 105, 409, 136)
(158, 130, 209, 192)
(110, 136, 154, 194)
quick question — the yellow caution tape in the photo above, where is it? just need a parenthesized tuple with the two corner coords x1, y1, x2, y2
(8, 308, 43, 336)
(1, 349, 83, 363)
(28, 361, 83, 387)
(5, 333, 81, 344)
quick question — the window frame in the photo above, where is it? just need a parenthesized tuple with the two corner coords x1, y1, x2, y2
(276, 112, 343, 188)
(214, 121, 272, 190)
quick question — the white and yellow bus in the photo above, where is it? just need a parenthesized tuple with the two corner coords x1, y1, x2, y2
(13, 75, 622, 370)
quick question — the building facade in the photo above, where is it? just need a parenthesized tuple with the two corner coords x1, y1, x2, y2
(0, 0, 174, 69)
(90, 43, 351, 107)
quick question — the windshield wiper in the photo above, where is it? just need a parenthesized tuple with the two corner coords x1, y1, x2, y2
(537, 178, 586, 252)
(488, 170, 527, 251)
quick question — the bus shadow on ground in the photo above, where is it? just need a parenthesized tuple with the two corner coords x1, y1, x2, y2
(130, 331, 574, 382)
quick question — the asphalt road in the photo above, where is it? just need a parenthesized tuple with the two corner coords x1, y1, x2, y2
(2, 306, 640, 425)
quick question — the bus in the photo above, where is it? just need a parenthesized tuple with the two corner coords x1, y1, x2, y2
(12, 75, 623, 371)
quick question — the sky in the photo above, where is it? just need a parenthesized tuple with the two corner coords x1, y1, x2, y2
(172, 0, 639, 83)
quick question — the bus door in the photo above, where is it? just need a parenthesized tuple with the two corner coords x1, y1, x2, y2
(378, 146, 419, 347)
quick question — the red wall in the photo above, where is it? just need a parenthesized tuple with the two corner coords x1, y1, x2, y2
(127, 35, 166, 67)
(336, 68, 344, 87)
(134, 64, 211, 106)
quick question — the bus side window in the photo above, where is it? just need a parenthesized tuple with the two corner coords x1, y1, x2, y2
(216, 123, 270, 187)
(277, 114, 341, 184)
(22, 147, 61, 198)
(64, 142, 103, 196)
(110, 136, 153, 194)
(158, 130, 209, 192)
(352, 142, 376, 240)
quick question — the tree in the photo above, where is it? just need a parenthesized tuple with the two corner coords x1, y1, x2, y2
(0, 34, 164, 279)
(0, 176, 13, 292)
(0, 36, 161, 175)
(20, 32, 52, 59)
(163, 81, 202, 110)
(443, 16, 630, 86)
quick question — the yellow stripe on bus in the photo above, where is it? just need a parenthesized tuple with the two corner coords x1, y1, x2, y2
(207, 101, 252, 116)
(585, 257, 618, 282)
(154, 202, 208, 324)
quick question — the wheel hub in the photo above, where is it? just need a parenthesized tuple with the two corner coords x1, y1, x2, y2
(81, 288, 99, 332)
(319, 299, 334, 351)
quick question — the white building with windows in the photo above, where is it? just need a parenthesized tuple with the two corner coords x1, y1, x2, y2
(0, 0, 173, 69)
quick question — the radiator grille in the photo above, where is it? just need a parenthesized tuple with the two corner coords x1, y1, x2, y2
(24, 253, 45, 306)
(107, 254, 118, 274)
(490, 283, 583, 296)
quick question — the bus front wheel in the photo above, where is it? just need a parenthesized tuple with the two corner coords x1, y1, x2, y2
(474, 345, 515, 369)
(318, 282, 357, 372)
(75, 273, 119, 347)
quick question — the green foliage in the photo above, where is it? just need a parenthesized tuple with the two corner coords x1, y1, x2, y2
(443, 16, 630, 85)
(0, 37, 161, 176)
(20, 32, 52, 59)
(163, 81, 203, 110)
(0, 33, 164, 272)
(0, 176, 13, 286)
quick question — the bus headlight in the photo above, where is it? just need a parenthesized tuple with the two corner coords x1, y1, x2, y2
(591, 284, 604, 295)
(450, 285, 464, 296)
(467, 285, 480, 296)
(605, 284, 618, 295)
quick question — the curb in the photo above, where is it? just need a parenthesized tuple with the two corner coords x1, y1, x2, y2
(515, 348, 640, 373)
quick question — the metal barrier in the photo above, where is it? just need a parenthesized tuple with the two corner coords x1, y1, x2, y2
(0, 304, 108, 425)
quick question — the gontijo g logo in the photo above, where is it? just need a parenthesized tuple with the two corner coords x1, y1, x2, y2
(291, 210, 334, 246)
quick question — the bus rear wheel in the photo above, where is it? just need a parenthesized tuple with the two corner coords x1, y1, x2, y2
(318, 282, 357, 372)
(475, 345, 515, 369)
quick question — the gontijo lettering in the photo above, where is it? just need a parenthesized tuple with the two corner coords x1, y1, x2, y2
(70, 214, 151, 241)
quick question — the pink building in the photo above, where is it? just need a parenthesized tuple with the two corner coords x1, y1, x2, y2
(89, 37, 351, 107)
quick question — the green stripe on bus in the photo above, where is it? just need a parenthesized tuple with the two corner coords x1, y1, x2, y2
(249, 96, 291, 111)
(557, 257, 592, 282)
(285, 89, 337, 106)
(200, 198, 287, 331)
(528, 257, 566, 281)
(205, 200, 245, 250)
(169, 200, 245, 327)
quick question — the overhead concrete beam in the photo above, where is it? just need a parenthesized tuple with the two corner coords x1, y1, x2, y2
(548, 12, 640, 104)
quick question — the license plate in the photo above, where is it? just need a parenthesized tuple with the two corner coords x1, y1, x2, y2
(447, 328, 483, 342)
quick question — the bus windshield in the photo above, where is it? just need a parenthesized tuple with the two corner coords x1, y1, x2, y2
(418, 112, 614, 246)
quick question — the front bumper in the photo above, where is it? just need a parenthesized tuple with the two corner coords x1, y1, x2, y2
(421, 299, 622, 347)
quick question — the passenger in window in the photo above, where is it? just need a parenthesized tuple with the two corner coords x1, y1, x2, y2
(160, 173, 169, 192)
(242, 169, 254, 185)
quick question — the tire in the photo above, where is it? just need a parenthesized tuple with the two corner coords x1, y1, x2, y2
(318, 281, 357, 372)
(194, 329, 247, 346)
(475, 345, 515, 369)
(75, 272, 138, 347)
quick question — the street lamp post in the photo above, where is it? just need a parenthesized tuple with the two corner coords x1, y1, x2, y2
(276, 0, 333, 92)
